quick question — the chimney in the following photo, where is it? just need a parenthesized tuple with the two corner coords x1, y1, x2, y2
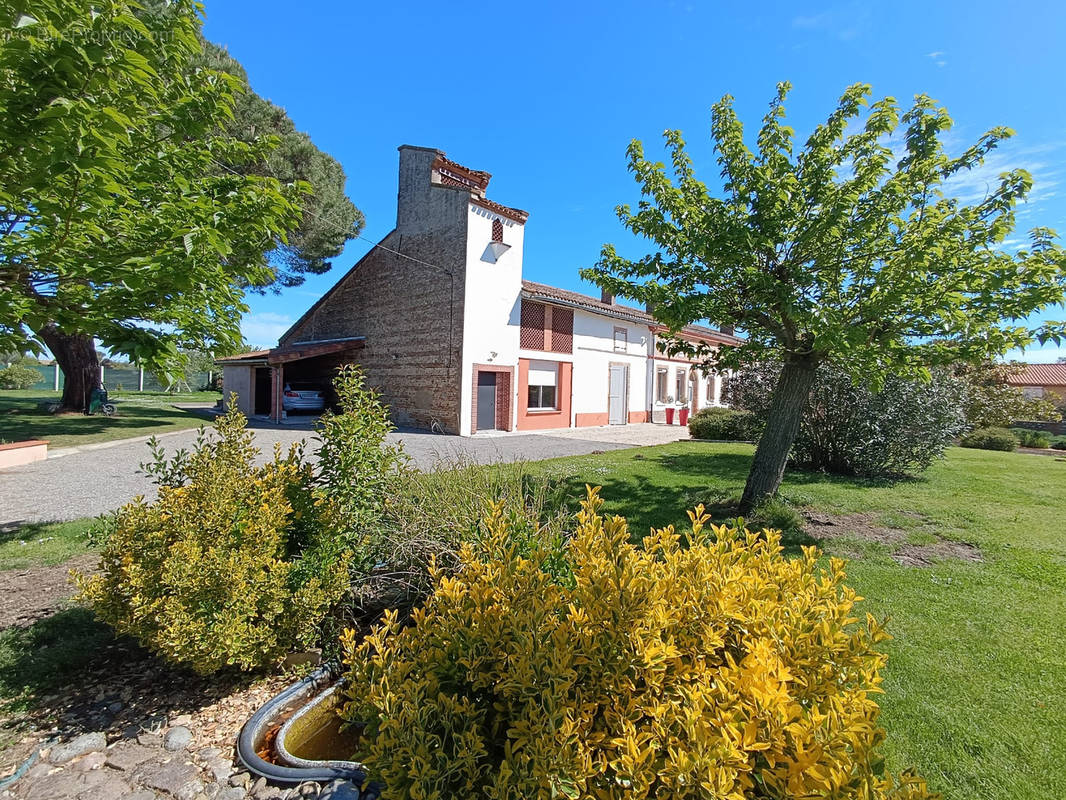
(395, 145, 443, 234)
(645, 300, 657, 315)
(719, 324, 735, 336)
(601, 288, 615, 305)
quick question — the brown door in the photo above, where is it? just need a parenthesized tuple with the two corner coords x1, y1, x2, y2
(690, 373, 699, 415)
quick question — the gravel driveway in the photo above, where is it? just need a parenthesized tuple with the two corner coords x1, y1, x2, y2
(0, 420, 685, 526)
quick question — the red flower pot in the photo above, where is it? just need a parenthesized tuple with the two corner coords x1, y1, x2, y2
(665, 407, 675, 425)
(679, 407, 690, 426)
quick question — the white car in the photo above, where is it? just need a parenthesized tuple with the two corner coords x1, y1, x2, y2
(282, 383, 326, 413)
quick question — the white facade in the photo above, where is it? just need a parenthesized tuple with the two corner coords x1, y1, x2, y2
(459, 202, 525, 435)
(450, 180, 735, 434)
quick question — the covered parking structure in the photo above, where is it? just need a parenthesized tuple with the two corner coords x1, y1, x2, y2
(215, 337, 366, 423)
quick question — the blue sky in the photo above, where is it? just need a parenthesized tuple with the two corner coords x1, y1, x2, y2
(202, 0, 1066, 362)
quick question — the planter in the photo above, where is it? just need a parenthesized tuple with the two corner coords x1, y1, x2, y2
(236, 667, 370, 791)
(679, 408, 690, 426)
(0, 440, 48, 470)
(665, 407, 675, 425)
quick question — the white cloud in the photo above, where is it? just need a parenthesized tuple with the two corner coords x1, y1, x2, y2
(940, 139, 1062, 209)
(791, 5, 870, 40)
(240, 312, 294, 348)
(926, 50, 947, 67)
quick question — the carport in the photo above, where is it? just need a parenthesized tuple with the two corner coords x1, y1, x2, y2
(216, 337, 366, 423)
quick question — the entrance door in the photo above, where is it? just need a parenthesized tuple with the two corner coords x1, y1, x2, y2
(477, 371, 497, 431)
(608, 365, 627, 425)
(691, 373, 699, 416)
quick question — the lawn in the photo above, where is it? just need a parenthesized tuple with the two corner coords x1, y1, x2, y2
(0, 518, 98, 571)
(0, 389, 218, 449)
(535, 443, 1066, 800)
(1, 441, 1062, 799)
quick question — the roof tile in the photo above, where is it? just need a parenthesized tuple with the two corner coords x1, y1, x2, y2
(1006, 363, 1066, 386)
(521, 280, 742, 345)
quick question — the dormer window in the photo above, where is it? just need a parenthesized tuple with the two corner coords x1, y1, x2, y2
(492, 218, 504, 243)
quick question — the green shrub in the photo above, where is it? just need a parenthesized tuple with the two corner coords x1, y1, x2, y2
(0, 364, 40, 390)
(1050, 437, 1066, 451)
(959, 427, 1018, 452)
(340, 488, 934, 800)
(78, 366, 404, 673)
(1011, 428, 1052, 448)
(687, 406, 761, 440)
(727, 361, 967, 477)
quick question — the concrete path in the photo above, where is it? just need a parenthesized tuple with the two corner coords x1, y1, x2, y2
(0, 423, 686, 526)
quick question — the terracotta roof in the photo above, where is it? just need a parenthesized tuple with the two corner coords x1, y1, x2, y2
(471, 195, 529, 223)
(520, 280, 742, 346)
(1006, 363, 1066, 386)
(432, 154, 491, 193)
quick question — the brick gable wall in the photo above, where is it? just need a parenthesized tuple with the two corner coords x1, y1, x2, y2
(282, 226, 467, 433)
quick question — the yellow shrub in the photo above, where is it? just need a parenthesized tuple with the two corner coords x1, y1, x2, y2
(77, 407, 349, 674)
(340, 487, 936, 800)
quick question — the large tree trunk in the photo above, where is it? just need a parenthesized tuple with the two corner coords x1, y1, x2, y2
(740, 354, 819, 512)
(37, 324, 99, 412)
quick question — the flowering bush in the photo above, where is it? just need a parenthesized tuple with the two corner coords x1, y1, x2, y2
(727, 361, 966, 477)
(340, 488, 934, 800)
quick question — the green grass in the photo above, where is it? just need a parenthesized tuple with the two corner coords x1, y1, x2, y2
(0, 519, 98, 571)
(0, 389, 218, 448)
(0, 608, 117, 715)
(533, 443, 1066, 800)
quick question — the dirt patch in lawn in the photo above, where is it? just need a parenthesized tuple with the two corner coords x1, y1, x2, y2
(0, 553, 99, 629)
(803, 511, 983, 566)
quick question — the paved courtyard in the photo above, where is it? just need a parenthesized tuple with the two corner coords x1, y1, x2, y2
(0, 422, 687, 526)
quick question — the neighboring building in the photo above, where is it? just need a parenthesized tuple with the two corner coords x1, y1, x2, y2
(218, 146, 740, 435)
(1006, 363, 1066, 403)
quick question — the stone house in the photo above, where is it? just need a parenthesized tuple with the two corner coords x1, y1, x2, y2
(218, 146, 740, 434)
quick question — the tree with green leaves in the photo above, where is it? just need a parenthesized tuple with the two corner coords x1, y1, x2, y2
(583, 83, 1066, 509)
(192, 38, 364, 287)
(955, 360, 1061, 428)
(1, 1, 361, 412)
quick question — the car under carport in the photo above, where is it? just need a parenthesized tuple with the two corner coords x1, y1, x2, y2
(215, 336, 366, 422)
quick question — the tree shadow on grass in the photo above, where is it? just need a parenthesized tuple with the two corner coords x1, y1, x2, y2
(0, 404, 203, 444)
(0, 519, 95, 548)
(0, 608, 260, 740)
(553, 473, 816, 557)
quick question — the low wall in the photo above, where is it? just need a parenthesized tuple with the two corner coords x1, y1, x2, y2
(0, 440, 48, 470)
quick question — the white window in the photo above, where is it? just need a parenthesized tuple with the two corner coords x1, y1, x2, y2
(1022, 386, 1045, 399)
(528, 360, 559, 410)
(656, 367, 668, 403)
(675, 368, 687, 403)
(613, 326, 628, 352)
(706, 373, 716, 403)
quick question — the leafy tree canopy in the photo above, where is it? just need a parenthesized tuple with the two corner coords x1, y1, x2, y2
(584, 82, 1066, 505)
(192, 37, 364, 287)
(0, 0, 319, 407)
(586, 82, 1066, 376)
